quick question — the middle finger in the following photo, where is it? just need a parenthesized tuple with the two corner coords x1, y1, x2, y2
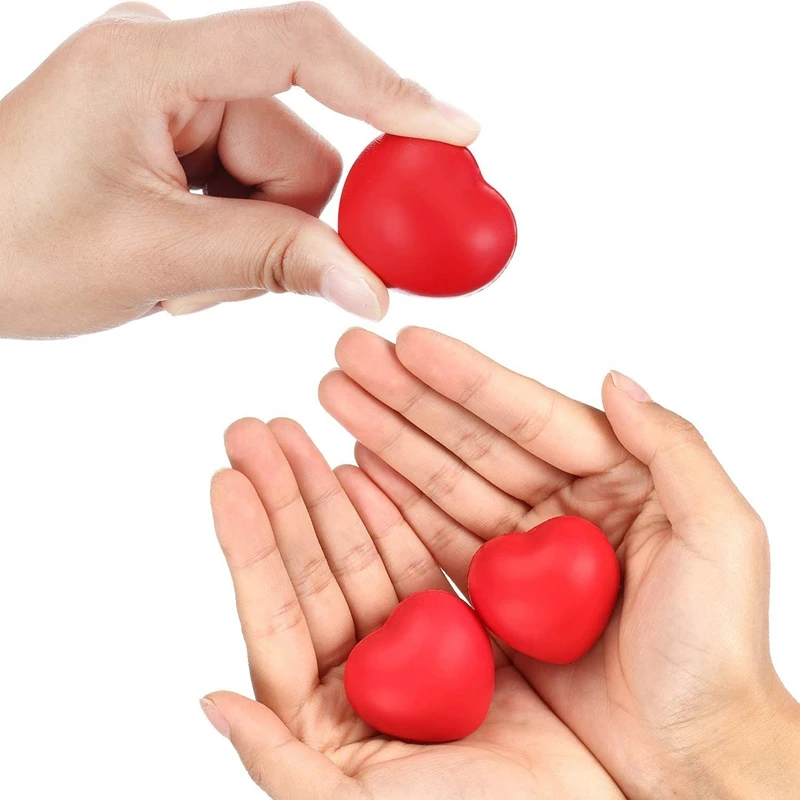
(319, 370, 529, 540)
(267, 418, 399, 640)
(225, 418, 353, 673)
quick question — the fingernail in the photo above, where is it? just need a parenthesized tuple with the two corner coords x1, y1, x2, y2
(610, 370, 652, 403)
(322, 267, 383, 321)
(200, 698, 230, 739)
(432, 99, 481, 138)
(164, 300, 220, 316)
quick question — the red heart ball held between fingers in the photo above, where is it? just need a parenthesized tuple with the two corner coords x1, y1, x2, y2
(338, 134, 517, 297)
(468, 516, 621, 665)
(344, 590, 495, 742)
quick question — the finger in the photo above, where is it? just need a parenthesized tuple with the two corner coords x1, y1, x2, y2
(102, 2, 168, 20)
(225, 418, 354, 673)
(334, 464, 451, 599)
(214, 97, 343, 217)
(335, 328, 572, 506)
(319, 370, 528, 539)
(200, 692, 352, 799)
(602, 372, 764, 556)
(268, 419, 398, 638)
(148, 193, 388, 320)
(395, 327, 629, 476)
(353, 445, 485, 594)
(161, 4, 480, 145)
(180, 97, 343, 213)
(162, 97, 342, 315)
(160, 289, 265, 316)
(351, 449, 513, 668)
(209, 469, 318, 719)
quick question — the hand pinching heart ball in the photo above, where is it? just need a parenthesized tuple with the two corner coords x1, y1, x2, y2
(468, 516, 621, 664)
(344, 590, 494, 742)
(338, 134, 517, 296)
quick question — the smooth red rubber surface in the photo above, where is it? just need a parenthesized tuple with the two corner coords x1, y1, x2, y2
(344, 590, 495, 742)
(468, 516, 621, 665)
(338, 134, 517, 297)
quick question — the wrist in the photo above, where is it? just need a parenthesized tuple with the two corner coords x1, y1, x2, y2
(677, 687, 800, 800)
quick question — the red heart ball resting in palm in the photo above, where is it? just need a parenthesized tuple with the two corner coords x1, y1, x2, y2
(469, 516, 621, 665)
(338, 134, 517, 296)
(344, 590, 495, 743)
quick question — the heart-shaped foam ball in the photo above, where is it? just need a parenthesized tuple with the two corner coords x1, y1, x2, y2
(468, 516, 620, 664)
(344, 590, 494, 742)
(338, 134, 517, 297)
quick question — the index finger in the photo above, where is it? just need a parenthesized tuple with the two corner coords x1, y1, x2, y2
(160, 3, 480, 144)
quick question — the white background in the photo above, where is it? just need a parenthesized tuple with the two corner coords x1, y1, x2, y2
(1, 1, 798, 797)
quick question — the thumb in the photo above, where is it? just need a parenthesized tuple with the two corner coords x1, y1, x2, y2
(200, 691, 353, 799)
(601, 370, 764, 558)
(149, 194, 388, 320)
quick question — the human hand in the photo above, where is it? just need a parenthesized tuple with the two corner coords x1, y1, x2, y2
(205, 417, 624, 799)
(319, 327, 800, 800)
(0, 3, 479, 338)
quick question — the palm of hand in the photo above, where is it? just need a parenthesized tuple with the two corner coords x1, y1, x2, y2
(319, 327, 771, 798)
(210, 417, 621, 799)
(284, 661, 606, 800)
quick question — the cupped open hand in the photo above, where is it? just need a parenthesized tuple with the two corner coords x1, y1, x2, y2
(206, 418, 623, 799)
(319, 327, 800, 800)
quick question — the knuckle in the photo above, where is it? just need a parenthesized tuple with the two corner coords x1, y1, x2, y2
(304, 482, 341, 512)
(375, 421, 406, 456)
(331, 539, 379, 580)
(663, 415, 704, 445)
(394, 76, 432, 103)
(455, 368, 491, 407)
(251, 223, 305, 293)
(73, 16, 137, 55)
(64, 13, 168, 96)
(425, 459, 465, 502)
(453, 422, 496, 464)
(425, 522, 458, 559)
(740, 509, 768, 542)
(380, 73, 429, 105)
(397, 385, 426, 416)
(275, 1, 336, 40)
(65, 20, 120, 65)
(104, 2, 166, 17)
(229, 540, 278, 571)
(291, 1, 336, 29)
(398, 485, 424, 513)
(494, 506, 527, 537)
(317, 140, 344, 187)
(293, 553, 335, 600)
(324, 638, 356, 671)
(244, 596, 304, 639)
(508, 403, 552, 448)
(370, 511, 406, 543)
(402, 553, 437, 585)
(653, 415, 706, 462)
(363, 73, 429, 129)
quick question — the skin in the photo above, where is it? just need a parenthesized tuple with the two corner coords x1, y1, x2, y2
(0, 2, 480, 338)
(313, 327, 800, 799)
(207, 418, 624, 799)
(207, 329, 800, 798)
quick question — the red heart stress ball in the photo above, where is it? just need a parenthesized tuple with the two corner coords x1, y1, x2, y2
(469, 516, 621, 665)
(345, 590, 495, 742)
(338, 134, 517, 296)
(344, 517, 620, 743)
